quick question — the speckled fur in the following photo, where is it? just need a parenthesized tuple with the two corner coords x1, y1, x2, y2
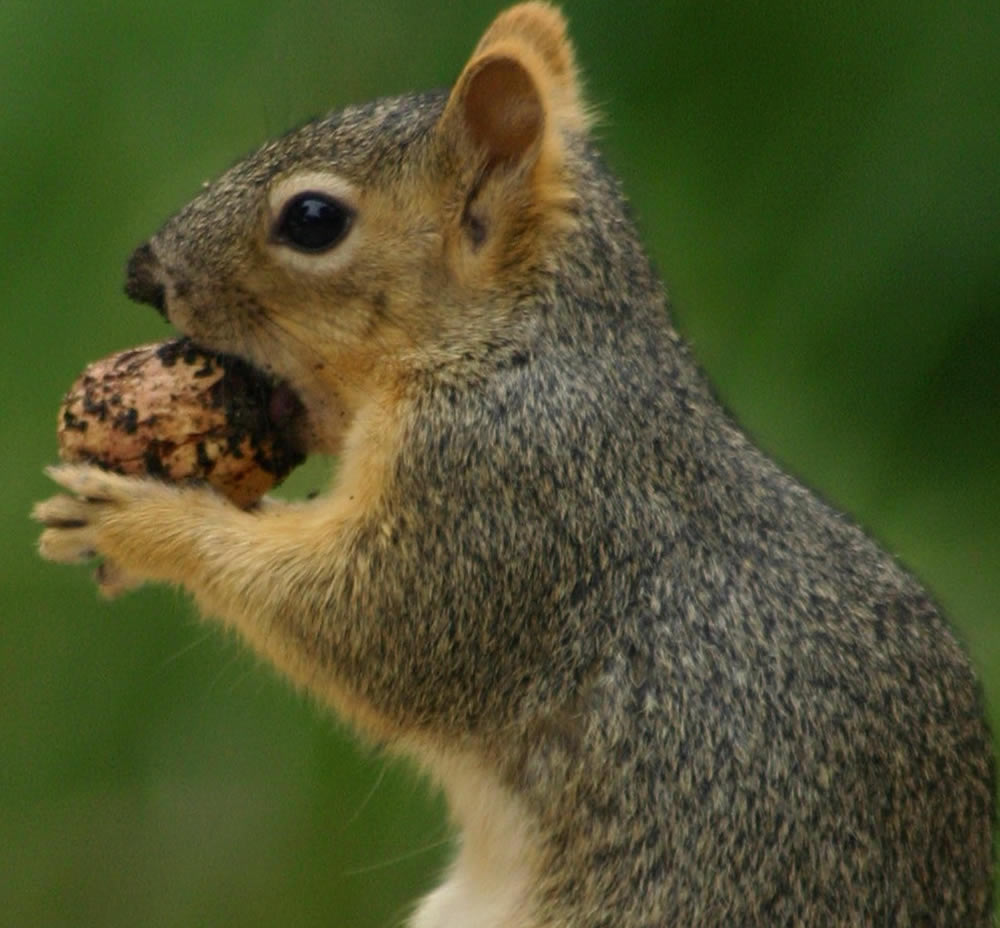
(37, 4, 994, 925)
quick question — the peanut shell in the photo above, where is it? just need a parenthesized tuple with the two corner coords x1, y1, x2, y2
(57, 337, 305, 507)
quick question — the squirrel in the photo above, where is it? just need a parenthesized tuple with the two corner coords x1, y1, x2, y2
(34, 4, 994, 925)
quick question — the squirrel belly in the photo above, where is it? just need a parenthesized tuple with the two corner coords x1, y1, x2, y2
(36, 3, 994, 926)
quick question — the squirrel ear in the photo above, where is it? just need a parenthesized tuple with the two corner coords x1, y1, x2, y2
(442, 3, 587, 168)
(461, 54, 544, 165)
(470, 2, 579, 101)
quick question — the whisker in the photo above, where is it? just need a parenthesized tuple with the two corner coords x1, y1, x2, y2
(156, 627, 216, 672)
(340, 830, 453, 878)
(342, 764, 389, 829)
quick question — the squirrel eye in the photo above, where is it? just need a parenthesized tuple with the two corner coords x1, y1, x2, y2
(273, 192, 354, 253)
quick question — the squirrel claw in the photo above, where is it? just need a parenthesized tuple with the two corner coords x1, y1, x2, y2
(44, 463, 133, 503)
(94, 559, 145, 598)
(36, 521, 98, 565)
(34, 493, 100, 564)
(31, 492, 91, 529)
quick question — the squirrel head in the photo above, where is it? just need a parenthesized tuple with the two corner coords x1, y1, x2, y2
(125, 3, 593, 453)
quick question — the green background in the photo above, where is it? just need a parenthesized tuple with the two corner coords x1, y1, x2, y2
(3, 1, 998, 925)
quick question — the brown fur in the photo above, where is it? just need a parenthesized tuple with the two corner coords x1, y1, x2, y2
(36, 5, 994, 925)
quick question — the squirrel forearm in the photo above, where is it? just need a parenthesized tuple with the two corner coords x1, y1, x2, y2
(85, 473, 373, 709)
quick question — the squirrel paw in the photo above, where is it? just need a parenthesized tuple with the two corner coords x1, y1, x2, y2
(33, 464, 175, 597)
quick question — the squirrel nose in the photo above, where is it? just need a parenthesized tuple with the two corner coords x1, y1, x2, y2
(125, 243, 168, 318)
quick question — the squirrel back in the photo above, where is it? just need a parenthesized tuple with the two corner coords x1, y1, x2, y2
(73, 3, 997, 924)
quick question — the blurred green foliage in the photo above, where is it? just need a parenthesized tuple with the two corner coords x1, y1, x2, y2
(2, 1, 997, 925)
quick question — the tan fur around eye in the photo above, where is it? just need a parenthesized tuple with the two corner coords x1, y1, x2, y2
(266, 171, 361, 273)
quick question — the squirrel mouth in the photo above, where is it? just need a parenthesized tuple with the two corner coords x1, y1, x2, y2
(217, 351, 313, 458)
(266, 378, 316, 454)
(267, 380, 304, 432)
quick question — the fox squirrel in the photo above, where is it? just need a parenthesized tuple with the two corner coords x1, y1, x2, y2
(34, 4, 994, 925)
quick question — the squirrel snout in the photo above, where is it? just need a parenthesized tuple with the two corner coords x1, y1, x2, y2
(125, 243, 167, 318)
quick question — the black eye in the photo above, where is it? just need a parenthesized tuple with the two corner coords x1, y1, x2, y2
(274, 192, 354, 253)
